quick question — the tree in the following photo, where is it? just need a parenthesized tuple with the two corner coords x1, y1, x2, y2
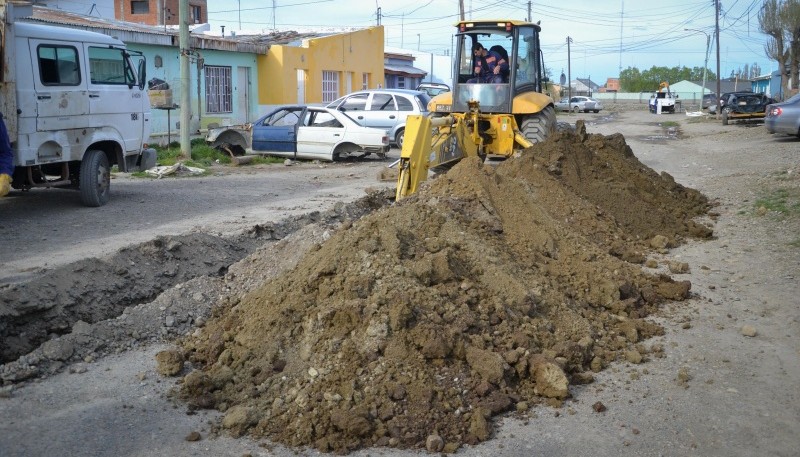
(619, 65, 717, 92)
(759, 0, 800, 98)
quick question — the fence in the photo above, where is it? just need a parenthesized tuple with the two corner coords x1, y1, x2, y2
(591, 92, 714, 111)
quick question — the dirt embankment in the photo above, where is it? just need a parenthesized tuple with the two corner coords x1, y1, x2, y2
(175, 122, 713, 454)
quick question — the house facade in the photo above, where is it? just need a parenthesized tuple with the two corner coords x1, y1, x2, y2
(256, 27, 385, 106)
(382, 52, 427, 90)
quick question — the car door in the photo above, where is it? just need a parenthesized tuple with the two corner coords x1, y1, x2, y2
(364, 92, 399, 134)
(251, 107, 302, 154)
(295, 109, 343, 160)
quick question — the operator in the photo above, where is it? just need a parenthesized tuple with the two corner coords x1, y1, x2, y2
(468, 43, 508, 83)
(0, 113, 13, 198)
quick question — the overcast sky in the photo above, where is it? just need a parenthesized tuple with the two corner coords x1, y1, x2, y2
(206, 0, 770, 85)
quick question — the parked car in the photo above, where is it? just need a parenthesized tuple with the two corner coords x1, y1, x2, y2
(205, 105, 390, 162)
(765, 93, 800, 138)
(326, 89, 431, 147)
(709, 90, 754, 114)
(416, 82, 450, 97)
(720, 92, 775, 125)
(702, 93, 717, 110)
(555, 96, 603, 113)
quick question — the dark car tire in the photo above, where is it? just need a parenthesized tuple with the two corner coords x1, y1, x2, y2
(593, 110, 599, 113)
(572, 106, 579, 113)
(395, 128, 405, 148)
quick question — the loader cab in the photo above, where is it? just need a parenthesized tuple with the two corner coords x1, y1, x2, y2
(450, 20, 545, 114)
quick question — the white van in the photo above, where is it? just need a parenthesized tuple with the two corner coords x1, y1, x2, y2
(1, 3, 155, 206)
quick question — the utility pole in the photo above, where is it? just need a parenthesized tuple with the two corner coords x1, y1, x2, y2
(715, 0, 721, 119)
(459, 0, 465, 21)
(527, 1, 531, 22)
(179, 0, 191, 159)
(567, 36, 573, 99)
(376, 7, 381, 26)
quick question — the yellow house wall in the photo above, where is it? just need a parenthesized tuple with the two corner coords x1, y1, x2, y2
(257, 27, 385, 105)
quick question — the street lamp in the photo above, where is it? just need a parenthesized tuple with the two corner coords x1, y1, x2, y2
(685, 28, 711, 104)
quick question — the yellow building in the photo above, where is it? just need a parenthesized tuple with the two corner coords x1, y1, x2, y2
(258, 27, 385, 106)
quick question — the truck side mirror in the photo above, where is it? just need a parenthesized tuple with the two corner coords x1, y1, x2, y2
(137, 60, 146, 90)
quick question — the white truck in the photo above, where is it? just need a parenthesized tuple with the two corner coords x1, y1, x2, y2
(648, 81, 677, 114)
(1, 2, 155, 206)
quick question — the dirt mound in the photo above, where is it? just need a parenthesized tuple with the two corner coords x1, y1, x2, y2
(177, 124, 712, 453)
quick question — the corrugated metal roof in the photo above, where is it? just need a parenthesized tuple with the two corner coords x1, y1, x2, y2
(384, 63, 427, 77)
(21, 6, 273, 53)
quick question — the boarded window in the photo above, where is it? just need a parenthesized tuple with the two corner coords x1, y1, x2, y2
(322, 71, 339, 103)
(205, 66, 232, 113)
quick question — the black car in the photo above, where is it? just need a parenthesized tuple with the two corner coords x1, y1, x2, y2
(721, 92, 775, 125)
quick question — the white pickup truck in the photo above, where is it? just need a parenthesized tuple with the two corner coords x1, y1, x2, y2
(1, 2, 155, 206)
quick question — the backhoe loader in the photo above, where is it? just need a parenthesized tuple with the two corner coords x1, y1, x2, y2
(396, 20, 556, 199)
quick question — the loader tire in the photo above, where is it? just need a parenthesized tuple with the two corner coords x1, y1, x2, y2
(521, 106, 556, 144)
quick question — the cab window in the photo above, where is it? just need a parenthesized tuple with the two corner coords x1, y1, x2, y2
(38, 45, 81, 86)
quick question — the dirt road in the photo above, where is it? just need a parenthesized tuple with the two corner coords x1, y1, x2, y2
(1, 108, 798, 457)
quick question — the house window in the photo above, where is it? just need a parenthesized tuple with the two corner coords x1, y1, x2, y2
(191, 5, 202, 23)
(37, 45, 81, 86)
(131, 1, 149, 14)
(362, 73, 369, 90)
(322, 70, 339, 103)
(205, 65, 232, 113)
(397, 76, 405, 89)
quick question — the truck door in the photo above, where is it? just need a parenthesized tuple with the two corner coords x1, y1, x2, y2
(29, 41, 91, 136)
(85, 45, 146, 152)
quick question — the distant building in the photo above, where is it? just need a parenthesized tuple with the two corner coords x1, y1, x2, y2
(604, 78, 620, 92)
(383, 53, 427, 89)
(114, 0, 208, 26)
(571, 78, 600, 96)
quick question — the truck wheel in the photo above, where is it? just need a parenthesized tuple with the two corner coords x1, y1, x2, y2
(79, 149, 111, 207)
(521, 106, 556, 144)
(721, 110, 729, 125)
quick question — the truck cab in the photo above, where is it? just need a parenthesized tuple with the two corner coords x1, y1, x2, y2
(1, 3, 155, 206)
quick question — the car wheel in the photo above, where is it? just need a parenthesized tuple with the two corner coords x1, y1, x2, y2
(593, 110, 600, 113)
(395, 129, 405, 148)
(572, 106, 579, 113)
(79, 149, 111, 207)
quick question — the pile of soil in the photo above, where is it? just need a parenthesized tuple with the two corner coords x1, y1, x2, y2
(176, 123, 713, 453)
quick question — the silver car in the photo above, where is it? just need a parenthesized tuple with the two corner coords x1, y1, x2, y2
(326, 89, 431, 147)
(555, 96, 603, 113)
(765, 93, 800, 138)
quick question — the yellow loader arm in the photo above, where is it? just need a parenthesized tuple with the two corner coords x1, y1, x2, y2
(395, 106, 533, 200)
